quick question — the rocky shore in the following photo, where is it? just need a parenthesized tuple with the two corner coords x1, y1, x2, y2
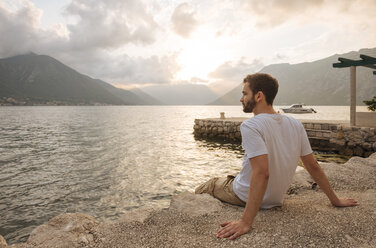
(2, 154, 376, 248)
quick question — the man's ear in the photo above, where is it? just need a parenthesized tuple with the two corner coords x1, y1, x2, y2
(256, 91, 263, 102)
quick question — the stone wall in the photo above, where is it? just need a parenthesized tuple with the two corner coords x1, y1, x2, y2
(194, 119, 243, 142)
(193, 119, 376, 157)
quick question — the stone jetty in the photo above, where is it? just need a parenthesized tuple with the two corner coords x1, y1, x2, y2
(193, 117, 376, 157)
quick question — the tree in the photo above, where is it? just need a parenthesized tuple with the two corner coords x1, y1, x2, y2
(363, 96, 376, 111)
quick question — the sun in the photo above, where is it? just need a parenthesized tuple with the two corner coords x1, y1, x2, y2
(175, 31, 228, 82)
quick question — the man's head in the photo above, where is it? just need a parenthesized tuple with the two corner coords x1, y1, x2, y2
(240, 73, 278, 113)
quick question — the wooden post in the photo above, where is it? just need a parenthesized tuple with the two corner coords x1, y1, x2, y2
(350, 66, 356, 126)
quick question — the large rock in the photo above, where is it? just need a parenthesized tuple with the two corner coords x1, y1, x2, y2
(117, 207, 155, 224)
(287, 153, 376, 195)
(169, 192, 222, 216)
(26, 213, 98, 248)
(288, 169, 315, 194)
(0, 235, 7, 248)
(318, 154, 376, 191)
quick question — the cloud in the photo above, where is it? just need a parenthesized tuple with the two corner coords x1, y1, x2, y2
(274, 53, 288, 61)
(49, 48, 181, 87)
(0, 0, 181, 87)
(207, 58, 264, 95)
(0, 0, 160, 58)
(241, 0, 322, 28)
(64, 0, 159, 51)
(171, 3, 199, 38)
(0, 1, 42, 57)
(209, 58, 264, 81)
(1, 0, 375, 91)
(92, 52, 181, 85)
(241, 0, 376, 28)
(190, 77, 209, 84)
(215, 22, 236, 37)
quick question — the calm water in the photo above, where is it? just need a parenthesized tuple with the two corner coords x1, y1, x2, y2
(0, 105, 368, 244)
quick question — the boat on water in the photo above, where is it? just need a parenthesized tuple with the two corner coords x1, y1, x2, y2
(281, 104, 317, 114)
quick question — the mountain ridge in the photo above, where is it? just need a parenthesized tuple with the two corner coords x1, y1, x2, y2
(1, 48, 375, 106)
(0, 53, 159, 105)
(210, 47, 376, 105)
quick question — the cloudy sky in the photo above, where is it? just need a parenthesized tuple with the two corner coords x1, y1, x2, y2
(1, 0, 375, 94)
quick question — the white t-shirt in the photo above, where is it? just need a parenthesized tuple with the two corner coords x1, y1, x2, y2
(232, 113, 312, 209)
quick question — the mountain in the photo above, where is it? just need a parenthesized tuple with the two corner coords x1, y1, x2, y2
(130, 88, 163, 105)
(211, 48, 376, 105)
(0, 53, 156, 105)
(141, 84, 218, 105)
(94, 80, 161, 105)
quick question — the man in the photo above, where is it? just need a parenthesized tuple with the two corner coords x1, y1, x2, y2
(195, 73, 359, 240)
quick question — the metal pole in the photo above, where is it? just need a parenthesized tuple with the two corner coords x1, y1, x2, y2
(350, 66, 356, 126)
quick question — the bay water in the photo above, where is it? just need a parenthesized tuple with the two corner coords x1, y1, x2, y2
(0, 105, 368, 244)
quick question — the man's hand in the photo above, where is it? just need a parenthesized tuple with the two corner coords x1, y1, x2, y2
(332, 198, 359, 207)
(216, 219, 251, 240)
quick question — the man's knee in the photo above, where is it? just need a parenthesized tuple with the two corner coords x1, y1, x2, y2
(195, 176, 245, 207)
(195, 177, 218, 195)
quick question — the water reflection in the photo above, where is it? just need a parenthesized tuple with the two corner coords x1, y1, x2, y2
(195, 139, 244, 158)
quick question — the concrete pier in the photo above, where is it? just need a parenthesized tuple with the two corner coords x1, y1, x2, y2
(193, 118, 376, 157)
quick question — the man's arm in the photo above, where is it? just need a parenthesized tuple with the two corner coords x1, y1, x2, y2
(300, 153, 359, 207)
(216, 154, 269, 240)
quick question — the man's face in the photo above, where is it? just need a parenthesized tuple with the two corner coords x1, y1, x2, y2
(240, 82, 256, 113)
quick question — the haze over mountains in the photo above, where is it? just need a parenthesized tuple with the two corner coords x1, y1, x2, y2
(1, 48, 375, 106)
(211, 48, 376, 105)
(141, 84, 218, 105)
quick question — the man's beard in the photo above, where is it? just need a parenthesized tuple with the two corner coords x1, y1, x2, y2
(242, 98, 256, 113)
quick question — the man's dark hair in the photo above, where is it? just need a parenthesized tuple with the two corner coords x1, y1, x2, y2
(243, 73, 279, 105)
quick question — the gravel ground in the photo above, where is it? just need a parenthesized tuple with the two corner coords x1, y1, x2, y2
(90, 154, 376, 248)
(4, 154, 376, 248)
(90, 189, 375, 248)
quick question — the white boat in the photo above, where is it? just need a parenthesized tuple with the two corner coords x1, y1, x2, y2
(281, 104, 317, 114)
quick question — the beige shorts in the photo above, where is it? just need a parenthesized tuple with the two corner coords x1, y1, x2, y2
(195, 175, 246, 207)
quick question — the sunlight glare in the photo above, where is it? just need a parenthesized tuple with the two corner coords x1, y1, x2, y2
(176, 32, 227, 82)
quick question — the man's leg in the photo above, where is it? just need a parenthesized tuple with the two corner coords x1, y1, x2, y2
(195, 175, 245, 207)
